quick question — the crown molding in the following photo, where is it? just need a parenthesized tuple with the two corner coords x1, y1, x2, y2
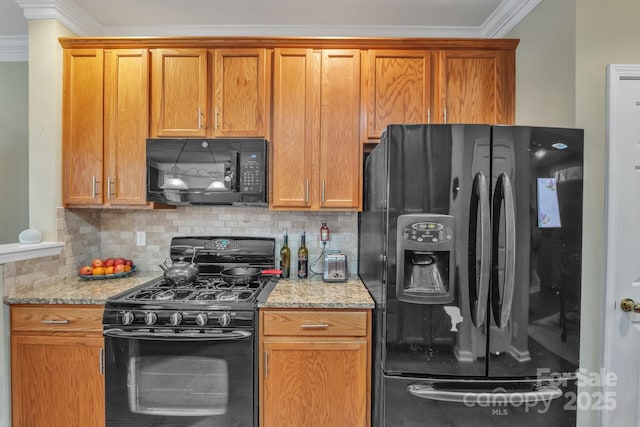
(481, 0, 542, 37)
(15, 0, 103, 35)
(0, 36, 28, 62)
(13, 0, 535, 39)
(103, 24, 483, 38)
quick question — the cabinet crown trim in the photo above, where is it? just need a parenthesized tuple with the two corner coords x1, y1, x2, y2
(59, 37, 519, 50)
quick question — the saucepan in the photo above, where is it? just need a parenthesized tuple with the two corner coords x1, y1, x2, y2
(220, 267, 281, 284)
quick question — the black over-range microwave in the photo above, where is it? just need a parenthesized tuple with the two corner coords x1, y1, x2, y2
(146, 138, 268, 206)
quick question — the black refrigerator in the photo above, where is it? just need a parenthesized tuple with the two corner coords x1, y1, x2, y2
(359, 124, 583, 426)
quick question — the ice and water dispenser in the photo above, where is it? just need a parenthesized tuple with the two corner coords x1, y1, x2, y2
(396, 214, 455, 304)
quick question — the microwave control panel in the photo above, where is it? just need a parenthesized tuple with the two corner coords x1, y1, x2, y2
(240, 152, 263, 193)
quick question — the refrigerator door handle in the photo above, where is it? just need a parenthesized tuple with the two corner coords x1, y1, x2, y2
(491, 172, 517, 328)
(406, 384, 563, 404)
(469, 171, 491, 328)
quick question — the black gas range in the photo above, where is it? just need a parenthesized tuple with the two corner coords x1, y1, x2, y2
(103, 236, 277, 427)
(103, 236, 277, 330)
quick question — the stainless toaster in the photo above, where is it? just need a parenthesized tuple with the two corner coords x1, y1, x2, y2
(323, 252, 347, 282)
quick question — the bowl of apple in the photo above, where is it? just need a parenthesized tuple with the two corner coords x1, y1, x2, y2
(79, 257, 136, 280)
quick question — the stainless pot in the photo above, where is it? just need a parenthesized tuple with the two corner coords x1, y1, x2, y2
(159, 253, 199, 286)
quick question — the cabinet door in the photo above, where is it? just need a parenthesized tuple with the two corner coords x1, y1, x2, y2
(436, 49, 515, 124)
(319, 50, 362, 209)
(271, 48, 318, 209)
(104, 49, 149, 206)
(212, 48, 270, 137)
(11, 335, 104, 427)
(150, 49, 207, 137)
(62, 49, 104, 206)
(262, 339, 369, 427)
(365, 50, 432, 140)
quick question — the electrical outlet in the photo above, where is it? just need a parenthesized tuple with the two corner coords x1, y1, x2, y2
(136, 231, 146, 247)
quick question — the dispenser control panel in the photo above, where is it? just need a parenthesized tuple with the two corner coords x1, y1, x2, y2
(402, 221, 452, 243)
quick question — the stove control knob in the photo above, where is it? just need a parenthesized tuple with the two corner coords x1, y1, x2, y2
(122, 311, 135, 326)
(169, 312, 183, 326)
(219, 312, 232, 327)
(195, 312, 209, 327)
(144, 312, 158, 326)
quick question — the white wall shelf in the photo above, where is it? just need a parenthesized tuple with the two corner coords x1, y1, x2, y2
(0, 242, 64, 264)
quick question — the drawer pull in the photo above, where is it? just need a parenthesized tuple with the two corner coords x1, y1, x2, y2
(41, 319, 70, 324)
(301, 324, 329, 329)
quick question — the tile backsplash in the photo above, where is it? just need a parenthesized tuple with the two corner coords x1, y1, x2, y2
(3, 207, 359, 295)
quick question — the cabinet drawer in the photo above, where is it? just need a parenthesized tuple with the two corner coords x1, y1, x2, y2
(11, 305, 104, 333)
(262, 310, 367, 337)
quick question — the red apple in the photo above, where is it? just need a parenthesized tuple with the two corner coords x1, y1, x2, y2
(115, 258, 126, 266)
(79, 265, 93, 275)
(114, 264, 126, 274)
(125, 259, 133, 266)
(103, 258, 116, 267)
(91, 258, 104, 268)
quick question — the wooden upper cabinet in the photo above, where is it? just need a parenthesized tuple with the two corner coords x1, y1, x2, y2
(271, 49, 361, 211)
(150, 48, 269, 138)
(104, 49, 149, 206)
(271, 48, 318, 209)
(364, 50, 432, 140)
(212, 48, 270, 137)
(63, 48, 161, 208)
(150, 48, 208, 137)
(319, 50, 362, 210)
(62, 49, 104, 206)
(435, 49, 515, 125)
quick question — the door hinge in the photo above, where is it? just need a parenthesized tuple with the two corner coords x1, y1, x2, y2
(100, 347, 105, 375)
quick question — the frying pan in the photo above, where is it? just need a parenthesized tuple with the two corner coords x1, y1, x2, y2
(220, 267, 282, 284)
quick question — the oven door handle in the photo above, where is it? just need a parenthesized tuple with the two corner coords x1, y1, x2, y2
(103, 328, 252, 341)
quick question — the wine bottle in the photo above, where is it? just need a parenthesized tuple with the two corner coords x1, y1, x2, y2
(297, 230, 309, 279)
(279, 230, 290, 279)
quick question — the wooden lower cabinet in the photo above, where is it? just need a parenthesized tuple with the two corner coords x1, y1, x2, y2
(259, 309, 371, 427)
(10, 305, 105, 427)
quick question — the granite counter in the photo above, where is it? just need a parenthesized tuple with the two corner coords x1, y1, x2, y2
(4, 273, 375, 309)
(259, 276, 374, 309)
(3, 272, 159, 305)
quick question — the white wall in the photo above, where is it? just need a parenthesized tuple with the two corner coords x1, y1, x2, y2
(511, 1, 640, 426)
(508, 0, 576, 127)
(0, 62, 29, 244)
(28, 20, 74, 242)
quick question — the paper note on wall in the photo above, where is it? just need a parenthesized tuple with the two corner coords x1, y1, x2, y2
(537, 178, 561, 228)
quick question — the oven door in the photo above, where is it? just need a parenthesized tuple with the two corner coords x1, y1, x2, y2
(104, 328, 255, 427)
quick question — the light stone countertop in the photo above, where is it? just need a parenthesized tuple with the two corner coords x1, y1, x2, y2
(3, 273, 375, 309)
(258, 276, 374, 309)
(3, 272, 159, 305)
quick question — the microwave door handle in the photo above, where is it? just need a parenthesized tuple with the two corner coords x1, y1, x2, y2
(104, 328, 252, 341)
(469, 171, 491, 328)
(407, 384, 563, 404)
(491, 173, 516, 328)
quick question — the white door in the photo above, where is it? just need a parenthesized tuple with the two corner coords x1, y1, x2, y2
(602, 64, 640, 427)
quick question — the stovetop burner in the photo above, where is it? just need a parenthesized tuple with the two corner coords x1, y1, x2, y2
(121, 276, 265, 303)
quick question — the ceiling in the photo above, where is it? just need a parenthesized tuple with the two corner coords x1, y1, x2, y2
(0, 0, 541, 60)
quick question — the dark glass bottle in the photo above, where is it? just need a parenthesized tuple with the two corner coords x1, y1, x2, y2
(297, 231, 308, 279)
(279, 230, 290, 279)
